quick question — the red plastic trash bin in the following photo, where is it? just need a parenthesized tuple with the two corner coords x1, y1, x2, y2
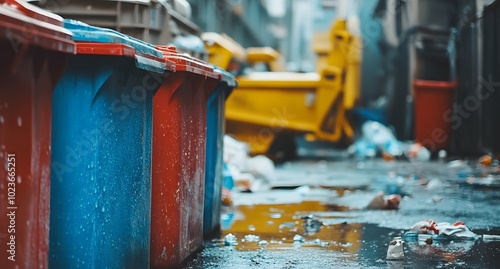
(151, 46, 220, 268)
(414, 80, 457, 151)
(0, 1, 75, 268)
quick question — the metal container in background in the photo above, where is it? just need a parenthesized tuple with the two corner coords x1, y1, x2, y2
(34, 0, 201, 46)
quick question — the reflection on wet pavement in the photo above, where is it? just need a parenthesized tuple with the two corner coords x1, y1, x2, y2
(220, 201, 362, 253)
(185, 160, 500, 269)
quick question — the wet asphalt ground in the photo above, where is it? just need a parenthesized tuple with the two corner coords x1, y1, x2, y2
(185, 157, 500, 269)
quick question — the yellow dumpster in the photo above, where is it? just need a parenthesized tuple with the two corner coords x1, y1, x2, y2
(202, 32, 245, 72)
(246, 47, 285, 72)
(312, 32, 331, 72)
(203, 19, 361, 156)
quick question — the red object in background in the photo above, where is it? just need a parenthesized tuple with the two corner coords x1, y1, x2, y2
(0, 1, 75, 269)
(151, 46, 220, 268)
(414, 80, 457, 151)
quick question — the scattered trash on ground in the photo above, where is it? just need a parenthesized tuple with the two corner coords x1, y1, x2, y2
(479, 155, 493, 166)
(348, 121, 432, 161)
(224, 135, 277, 192)
(366, 191, 401, 210)
(248, 155, 276, 182)
(349, 121, 402, 158)
(301, 215, 323, 235)
(482, 234, 500, 242)
(258, 240, 268, 245)
(425, 178, 446, 190)
(244, 234, 260, 242)
(386, 237, 405, 260)
(196, 158, 500, 268)
(467, 173, 500, 188)
(224, 233, 238, 246)
(293, 234, 305, 242)
(406, 220, 477, 239)
(405, 143, 431, 161)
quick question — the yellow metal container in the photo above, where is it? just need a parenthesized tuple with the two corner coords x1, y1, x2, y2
(246, 47, 285, 72)
(204, 19, 361, 155)
(202, 32, 245, 70)
(312, 32, 331, 72)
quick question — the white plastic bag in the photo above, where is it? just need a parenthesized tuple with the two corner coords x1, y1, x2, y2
(386, 237, 404, 260)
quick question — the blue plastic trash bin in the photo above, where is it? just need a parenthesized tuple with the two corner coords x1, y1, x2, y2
(203, 67, 237, 238)
(49, 20, 167, 269)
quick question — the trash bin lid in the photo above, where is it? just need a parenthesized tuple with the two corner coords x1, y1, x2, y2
(0, 0, 75, 53)
(156, 46, 220, 79)
(413, 80, 457, 90)
(64, 19, 166, 73)
(214, 66, 237, 88)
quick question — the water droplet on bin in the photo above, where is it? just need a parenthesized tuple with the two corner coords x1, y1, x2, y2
(17, 176, 21, 184)
(17, 117, 22, 126)
(101, 206, 105, 212)
(0, 116, 4, 124)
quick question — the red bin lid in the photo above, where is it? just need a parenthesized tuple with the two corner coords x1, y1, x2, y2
(413, 80, 457, 90)
(155, 45, 221, 79)
(0, 0, 75, 53)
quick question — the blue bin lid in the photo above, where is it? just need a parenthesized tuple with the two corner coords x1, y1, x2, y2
(214, 66, 237, 88)
(63, 20, 165, 73)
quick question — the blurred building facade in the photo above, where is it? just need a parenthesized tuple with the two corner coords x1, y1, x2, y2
(188, 0, 337, 72)
(187, 0, 280, 48)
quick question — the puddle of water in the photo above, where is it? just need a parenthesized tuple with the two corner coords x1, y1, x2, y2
(220, 201, 362, 253)
(189, 200, 500, 269)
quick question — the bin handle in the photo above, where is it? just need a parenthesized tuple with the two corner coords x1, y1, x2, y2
(135, 54, 167, 74)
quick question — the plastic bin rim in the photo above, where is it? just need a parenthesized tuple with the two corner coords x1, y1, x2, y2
(75, 42, 171, 67)
(64, 20, 162, 59)
(413, 80, 457, 90)
(0, 1, 75, 53)
(214, 68, 237, 87)
(72, 42, 166, 74)
(156, 46, 220, 79)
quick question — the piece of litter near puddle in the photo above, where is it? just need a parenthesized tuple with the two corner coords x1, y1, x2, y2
(386, 237, 404, 260)
(244, 234, 260, 242)
(224, 233, 238, 246)
(293, 234, 305, 242)
(483, 234, 500, 242)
